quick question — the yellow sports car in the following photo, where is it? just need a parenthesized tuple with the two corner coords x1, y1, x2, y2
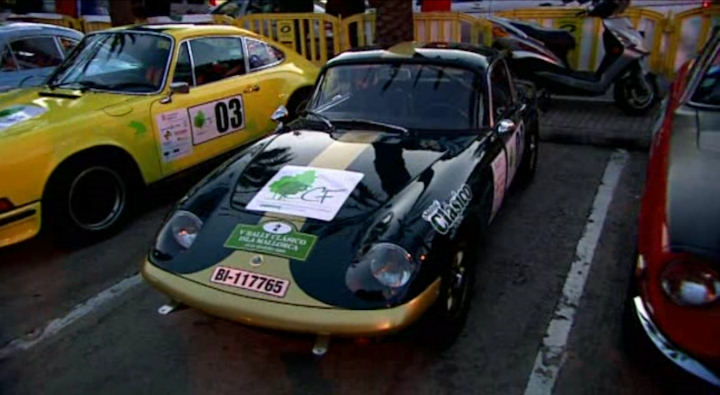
(0, 24, 318, 247)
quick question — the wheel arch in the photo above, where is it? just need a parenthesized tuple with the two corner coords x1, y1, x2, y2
(43, 145, 146, 201)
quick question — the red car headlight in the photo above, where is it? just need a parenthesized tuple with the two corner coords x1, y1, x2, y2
(661, 258, 720, 306)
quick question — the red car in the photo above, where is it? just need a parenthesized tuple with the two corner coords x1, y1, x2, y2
(631, 27, 720, 386)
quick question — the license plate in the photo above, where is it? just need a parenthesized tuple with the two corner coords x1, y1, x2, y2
(209, 266, 290, 298)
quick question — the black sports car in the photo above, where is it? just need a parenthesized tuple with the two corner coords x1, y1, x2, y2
(142, 43, 540, 344)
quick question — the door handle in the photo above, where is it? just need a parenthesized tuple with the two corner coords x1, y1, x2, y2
(243, 85, 260, 94)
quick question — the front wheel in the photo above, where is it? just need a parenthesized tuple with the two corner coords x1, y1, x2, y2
(44, 158, 135, 244)
(614, 72, 658, 116)
(423, 241, 477, 348)
(517, 122, 539, 186)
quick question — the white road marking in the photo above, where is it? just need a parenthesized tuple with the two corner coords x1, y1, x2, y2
(0, 274, 142, 360)
(523, 150, 629, 395)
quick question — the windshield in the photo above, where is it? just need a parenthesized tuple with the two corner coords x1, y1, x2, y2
(308, 63, 479, 130)
(691, 45, 720, 107)
(48, 32, 172, 94)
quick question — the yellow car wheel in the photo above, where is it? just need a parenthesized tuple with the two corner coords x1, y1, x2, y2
(43, 151, 141, 243)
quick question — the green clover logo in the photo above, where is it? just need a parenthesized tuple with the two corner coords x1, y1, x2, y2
(269, 170, 316, 199)
(194, 110, 206, 128)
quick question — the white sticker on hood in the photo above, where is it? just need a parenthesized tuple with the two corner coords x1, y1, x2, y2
(0, 105, 46, 131)
(246, 165, 364, 221)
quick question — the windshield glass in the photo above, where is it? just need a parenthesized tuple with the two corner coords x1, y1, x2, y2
(691, 45, 720, 106)
(308, 63, 479, 130)
(49, 32, 172, 93)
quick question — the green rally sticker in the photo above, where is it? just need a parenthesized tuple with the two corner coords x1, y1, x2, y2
(224, 221, 317, 261)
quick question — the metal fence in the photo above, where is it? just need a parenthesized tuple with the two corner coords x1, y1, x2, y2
(6, 5, 719, 77)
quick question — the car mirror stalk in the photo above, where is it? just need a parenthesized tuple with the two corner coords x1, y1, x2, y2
(161, 82, 190, 104)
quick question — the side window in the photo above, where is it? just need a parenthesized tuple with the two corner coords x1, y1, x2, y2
(246, 38, 284, 71)
(0, 45, 17, 71)
(490, 61, 514, 120)
(173, 42, 194, 86)
(190, 37, 246, 86)
(58, 37, 78, 56)
(9, 37, 63, 69)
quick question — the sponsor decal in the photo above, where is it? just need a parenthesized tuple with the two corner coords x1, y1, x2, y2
(0, 105, 46, 131)
(491, 153, 507, 221)
(129, 120, 147, 136)
(155, 109, 193, 161)
(506, 122, 524, 185)
(224, 221, 318, 261)
(246, 165, 364, 221)
(189, 95, 244, 145)
(422, 185, 473, 235)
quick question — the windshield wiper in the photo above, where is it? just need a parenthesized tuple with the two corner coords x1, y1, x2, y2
(300, 110, 335, 132)
(49, 80, 111, 91)
(335, 119, 409, 136)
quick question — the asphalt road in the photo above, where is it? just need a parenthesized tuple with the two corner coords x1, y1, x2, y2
(1, 103, 718, 394)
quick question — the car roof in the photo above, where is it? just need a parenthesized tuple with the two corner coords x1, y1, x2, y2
(0, 22, 83, 39)
(327, 42, 500, 71)
(99, 23, 259, 41)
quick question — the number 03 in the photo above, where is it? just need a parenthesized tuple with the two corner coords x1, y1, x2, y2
(215, 98, 243, 133)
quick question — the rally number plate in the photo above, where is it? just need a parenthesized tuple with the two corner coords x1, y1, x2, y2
(210, 266, 290, 298)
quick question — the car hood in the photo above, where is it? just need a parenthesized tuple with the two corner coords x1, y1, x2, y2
(0, 88, 147, 138)
(230, 129, 466, 221)
(155, 128, 478, 309)
(667, 105, 720, 259)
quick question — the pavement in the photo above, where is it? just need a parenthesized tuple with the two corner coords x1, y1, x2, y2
(1, 97, 719, 395)
(539, 97, 660, 150)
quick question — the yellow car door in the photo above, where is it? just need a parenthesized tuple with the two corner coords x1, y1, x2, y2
(150, 35, 274, 177)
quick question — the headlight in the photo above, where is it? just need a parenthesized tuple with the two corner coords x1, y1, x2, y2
(366, 243, 415, 288)
(661, 259, 720, 306)
(154, 210, 203, 258)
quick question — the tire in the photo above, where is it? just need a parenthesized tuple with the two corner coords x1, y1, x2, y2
(43, 155, 137, 244)
(517, 122, 539, 186)
(425, 241, 477, 348)
(614, 72, 658, 116)
(286, 87, 313, 120)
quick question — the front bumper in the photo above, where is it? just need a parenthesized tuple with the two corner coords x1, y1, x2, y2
(633, 297, 720, 387)
(0, 202, 41, 248)
(142, 260, 441, 336)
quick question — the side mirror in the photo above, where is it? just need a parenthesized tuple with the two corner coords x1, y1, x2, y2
(160, 82, 190, 104)
(497, 119, 516, 135)
(271, 105, 289, 122)
(170, 81, 190, 94)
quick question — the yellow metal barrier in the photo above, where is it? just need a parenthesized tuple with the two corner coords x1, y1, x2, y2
(14, 6, 692, 76)
(665, 5, 720, 76)
(236, 13, 341, 66)
(340, 12, 492, 52)
(414, 12, 493, 47)
(6, 13, 82, 31)
(79, 15, 111, 33)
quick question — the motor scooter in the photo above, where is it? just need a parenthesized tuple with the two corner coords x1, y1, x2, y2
(490, 0, 658, 115)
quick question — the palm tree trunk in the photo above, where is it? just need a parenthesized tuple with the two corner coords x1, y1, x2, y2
(369, 0, 414, 48)
(109, 0, 142, 27)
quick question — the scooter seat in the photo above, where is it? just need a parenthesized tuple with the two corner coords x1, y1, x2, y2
(510, 21, 576, 51)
